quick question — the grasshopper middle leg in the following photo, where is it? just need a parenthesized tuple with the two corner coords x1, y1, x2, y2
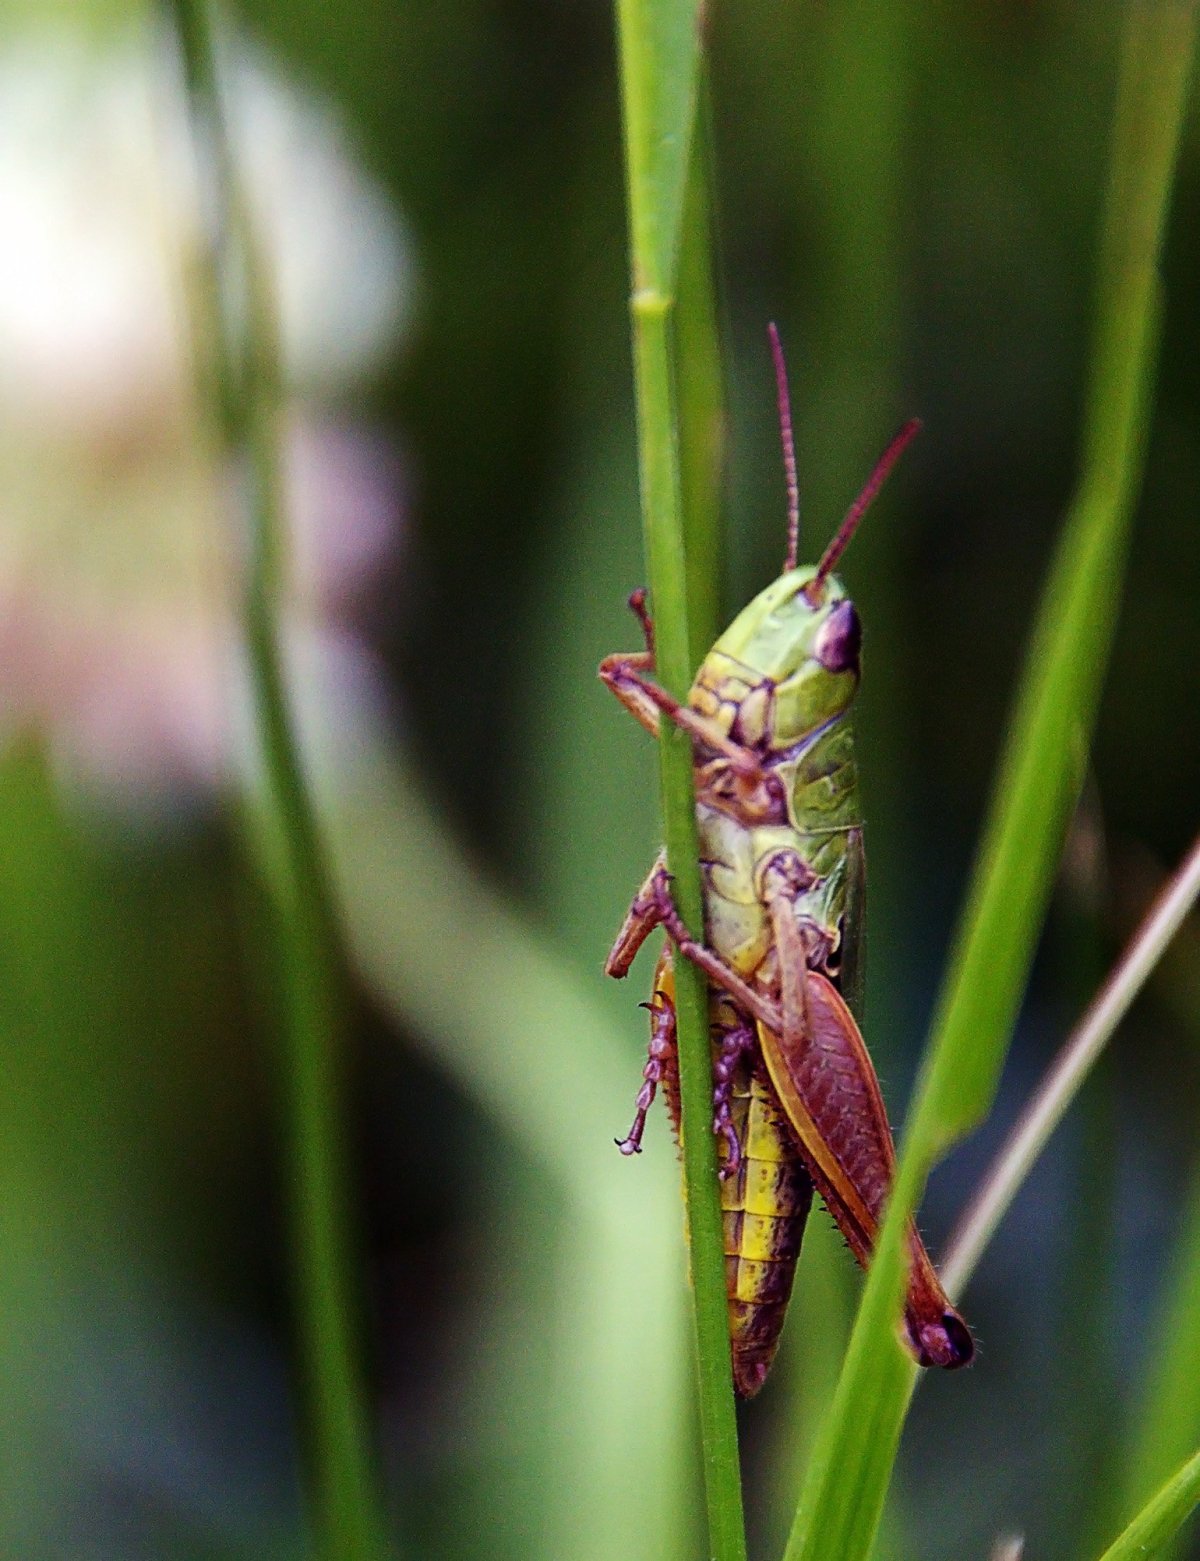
(609, 860, 771, 1171)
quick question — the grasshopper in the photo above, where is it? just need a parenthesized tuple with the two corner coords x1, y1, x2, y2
(601, 328, 973, 1397)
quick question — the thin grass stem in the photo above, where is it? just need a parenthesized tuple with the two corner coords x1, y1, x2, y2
(943, 833, 1200, 1299)
(166, 5, 389, 1555)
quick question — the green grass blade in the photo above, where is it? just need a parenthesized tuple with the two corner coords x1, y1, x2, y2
(783, 1216, 916, 1561)
(1120, 1166, 1200, 1561)
(614, 0, 704, 295)
(316, 731, 691, 1561)
(614, 3, 745, 1556)
(783, 10, 1196, 1561)
(167, 4, 389, 1555)
(919, 1, 1197, 1148)
(676, 87, 724, 658)
(1093, 1447, 1200, 1561)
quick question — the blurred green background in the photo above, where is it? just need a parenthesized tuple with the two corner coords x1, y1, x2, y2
(1, 2, 1198, 1557)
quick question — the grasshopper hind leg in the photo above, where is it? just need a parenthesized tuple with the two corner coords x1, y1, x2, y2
(615, 988, 676, 1157)
(614, 953, 753, 1177)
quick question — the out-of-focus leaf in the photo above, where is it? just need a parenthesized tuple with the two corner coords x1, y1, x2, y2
(917, 0, 1197, 1150)
(1094, 1447, 1200, 1561)
(309, 714, 690, 1561)
(1121, 1158, 1200, 1560)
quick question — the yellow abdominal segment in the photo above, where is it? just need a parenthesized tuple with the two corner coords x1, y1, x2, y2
(720, 1052, 811, 1396)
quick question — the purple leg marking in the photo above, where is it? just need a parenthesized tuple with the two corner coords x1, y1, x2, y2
(616, 992, 676, 1156)
(712, 1022, 754, 1180)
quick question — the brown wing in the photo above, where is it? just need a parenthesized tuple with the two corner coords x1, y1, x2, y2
(759, 902, 972, 1370)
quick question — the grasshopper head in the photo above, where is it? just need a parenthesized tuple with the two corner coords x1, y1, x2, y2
(708, 391, 919, 748)
(711, 566, 861, 744)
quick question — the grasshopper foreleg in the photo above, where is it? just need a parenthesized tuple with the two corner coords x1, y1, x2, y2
(597, 591, 661, 736)
(599, 663, 764, 777)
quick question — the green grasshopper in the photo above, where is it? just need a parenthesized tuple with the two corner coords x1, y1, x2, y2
(602, 327, 973, 1396)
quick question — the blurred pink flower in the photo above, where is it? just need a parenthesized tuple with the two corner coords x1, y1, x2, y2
(0, 26, 414, 816)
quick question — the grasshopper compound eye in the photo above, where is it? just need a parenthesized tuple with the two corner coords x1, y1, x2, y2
(814, 599, 862, 674)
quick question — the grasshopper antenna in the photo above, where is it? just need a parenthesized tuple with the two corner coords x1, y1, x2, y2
(768, 322, 801, 573)
(808, 417, 922, 601)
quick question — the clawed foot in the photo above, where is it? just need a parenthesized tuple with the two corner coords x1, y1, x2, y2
(615, 993, 674, 1159)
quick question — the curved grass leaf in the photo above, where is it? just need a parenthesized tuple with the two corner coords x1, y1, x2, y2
(916, 0, 1197, 1152)
(1094, 1447, 1200, 1561)
(784, 10, 1198, 1560)
(1115, 874, 1200, 1561)
(1121, 1167, 1200, 1561)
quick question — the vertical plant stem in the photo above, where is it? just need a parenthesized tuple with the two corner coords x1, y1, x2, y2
(167, 5, 389, 1556)
(630, 289, 746, 1561)
(676, 84, 725, 659)
(614, 2, 746, 1553)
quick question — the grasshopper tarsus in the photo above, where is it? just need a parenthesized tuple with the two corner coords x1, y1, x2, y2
(601, 654, 766, 775)
(615, 983, 677, 1159)
(627, 587, 655, 656)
